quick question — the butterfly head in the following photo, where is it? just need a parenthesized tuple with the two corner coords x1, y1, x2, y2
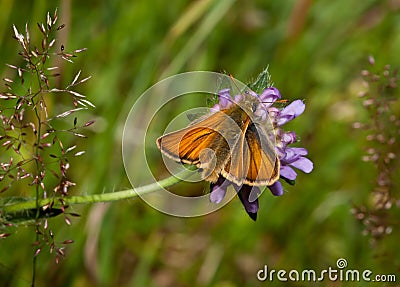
(228, 91, 272, 124)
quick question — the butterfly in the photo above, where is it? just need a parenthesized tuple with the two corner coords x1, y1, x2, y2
(156, 90, 280, 190)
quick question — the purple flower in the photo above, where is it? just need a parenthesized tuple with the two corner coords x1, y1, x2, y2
(211, 89, 233, 112)
(210, 177, 260, 220)
(276, 100, 305, 126)
(209, 87, 313, 220)
(268, 181, 284, 196)
(235, 185, 260, 221)
(210, 177, 229, 204)
(259, 87, 282, 107)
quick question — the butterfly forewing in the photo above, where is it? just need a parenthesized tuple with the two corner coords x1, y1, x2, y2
(243, 123, 280, 185)
(220, 116, 250, 186)
(157, 109, 243, 182)
(220, 117, 279, 186)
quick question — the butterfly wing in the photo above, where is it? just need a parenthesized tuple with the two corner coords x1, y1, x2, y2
(243, 123, 280, 186)
(220, 116, 250, 186)
(221, 119, 280, 186)
(157, 104, 279, 186)
(157, 109, 242, 182)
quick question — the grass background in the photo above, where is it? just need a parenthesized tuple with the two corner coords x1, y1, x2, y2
(0, 0, 399, 286)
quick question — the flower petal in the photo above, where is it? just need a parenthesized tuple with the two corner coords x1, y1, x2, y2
(280, 165, 297, 180)
(218, 88, 232, 109)
(280, 148, 300, 164)
(260, 87, 281, 99)
(290, 156, 313, 173)
(259, 87, 281, 108)
(268, 181, 284, 196)
(218, 88, 231, 98)
(281, 131, 297, 145)
(283, 100, 305, 117)
(277, 100, 305, 126)
(234, 94, 243, 103)
(281, 147, 308, 164)
(210, 177, 230, 204)
(236, 185, 259, 221)
(210, 104, 220, 113)
(289, 147, 308, 156)
(210, 187, 226, 204)
(277, 114, 294, 126)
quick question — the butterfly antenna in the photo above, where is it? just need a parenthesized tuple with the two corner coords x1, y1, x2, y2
(261, 99, 289, 104)
(228, 74, 241, 93)
(229, 74, 288, 105)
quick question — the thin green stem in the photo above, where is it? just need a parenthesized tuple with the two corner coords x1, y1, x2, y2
(31, 69, 44, 215)
(32, 64, 43, 287)
(2, 167, 196, 215)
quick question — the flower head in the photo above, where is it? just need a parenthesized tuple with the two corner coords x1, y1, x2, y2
(209, 87, 313, 220)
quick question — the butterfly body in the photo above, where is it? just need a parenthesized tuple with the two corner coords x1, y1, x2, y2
(157, 94, 280, 187)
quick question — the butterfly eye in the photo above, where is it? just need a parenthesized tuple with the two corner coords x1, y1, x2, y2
(252, 103, 258, 112)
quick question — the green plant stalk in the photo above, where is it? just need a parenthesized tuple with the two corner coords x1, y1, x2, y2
(32, 50, 46, 287)
(2, 167, 196, 215)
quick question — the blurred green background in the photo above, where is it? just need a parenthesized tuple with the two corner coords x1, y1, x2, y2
(1, 0, 400, 286)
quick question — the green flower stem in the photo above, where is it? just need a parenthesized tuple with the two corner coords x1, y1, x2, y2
(2, 167, 196, 216)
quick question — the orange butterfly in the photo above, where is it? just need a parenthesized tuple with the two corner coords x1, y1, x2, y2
(156, 91, 280, 189)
